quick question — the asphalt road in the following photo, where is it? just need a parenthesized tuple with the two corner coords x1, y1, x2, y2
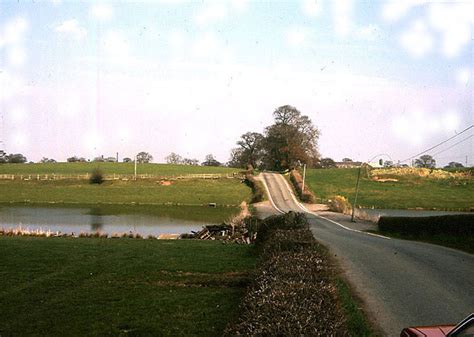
(260, 172, 474, 336)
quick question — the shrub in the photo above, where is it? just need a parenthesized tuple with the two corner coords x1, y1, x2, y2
(290, 169, 316, 203)
(329, 195, 352, 214)
(378, 214, 474, 236)
(225, 212, 349, 336)
(244, 173, 265, 203)
(89, 168, 104, 184)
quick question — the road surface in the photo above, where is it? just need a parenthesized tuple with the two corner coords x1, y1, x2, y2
(260, 172, 474, 336)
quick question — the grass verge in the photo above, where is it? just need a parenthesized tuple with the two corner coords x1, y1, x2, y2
(335, 278, 375, 337)
(0, 237, 256, 336)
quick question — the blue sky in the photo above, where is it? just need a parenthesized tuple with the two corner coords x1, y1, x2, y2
(0, 0, 472, 166)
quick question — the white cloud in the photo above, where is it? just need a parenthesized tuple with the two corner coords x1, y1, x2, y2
(1, 17, 29, 46)
(333, 0, 353, 37)
(195, 3, 227, 25)
(399, 20, 433, 58)
(428, 2, 473, 58)
(8, 105, 27, 123)
(456, 67, 471, 86)
(230, 0, 250, 13)
(55, 19, 87, 40)
(90, 4, 113, 21)
(382, 0, 428, 23)
(6, 46, 27, 67)
(102, 31, 130, 61)
(168, 30, 186, 49)
(285, 26, 309, 47)
(192, 32, 222, 58)
(392, 108, 461, 145)
(355, 24, 380, 41)
(302, 0, 323, 17)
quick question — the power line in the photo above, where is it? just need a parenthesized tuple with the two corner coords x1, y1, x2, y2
(400, 124, 474, 162)
(432, 134, 473, 157)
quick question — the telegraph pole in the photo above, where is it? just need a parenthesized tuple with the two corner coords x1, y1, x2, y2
(351, 164, 363, 223)
(134, 155, 137, 180)
(302, 163, 307, 194)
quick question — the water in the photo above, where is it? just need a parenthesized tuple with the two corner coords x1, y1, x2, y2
(0, 206, 215, 236)
(357, 208, 470, 222)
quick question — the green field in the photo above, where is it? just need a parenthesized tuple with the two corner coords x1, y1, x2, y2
(305, 168, 473, 210)
(0, 162, 240, 176)
(0, 237, 255, 336)
(0, 178, 250, 207)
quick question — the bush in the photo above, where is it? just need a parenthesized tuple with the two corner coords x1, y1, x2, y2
(290, 169, 316, 203)
(225, 212, 349, 336)
(244, 173, 265, 203)
(89, 168, 104, 184)
(378, 214, 474, 236)
(329, 195, 352, 214)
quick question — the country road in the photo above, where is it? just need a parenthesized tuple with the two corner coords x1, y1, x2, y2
(259, 172, 474, 336)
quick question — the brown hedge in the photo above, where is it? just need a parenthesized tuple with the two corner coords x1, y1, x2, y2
(378, 214, 474, 236)
(290, 169, 316, 203)
(224, 212, 350, 336)
(244, 173, 266, 203)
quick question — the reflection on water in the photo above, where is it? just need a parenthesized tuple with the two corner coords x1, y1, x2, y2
(0, 206, 213, 236)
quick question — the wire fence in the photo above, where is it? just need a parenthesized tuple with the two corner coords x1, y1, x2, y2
(0, 173, 244, 181)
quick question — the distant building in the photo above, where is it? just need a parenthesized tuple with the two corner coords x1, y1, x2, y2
(335, 161, 362, 168)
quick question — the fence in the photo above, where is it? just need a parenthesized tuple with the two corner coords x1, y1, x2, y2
(0, 173, 244, 181)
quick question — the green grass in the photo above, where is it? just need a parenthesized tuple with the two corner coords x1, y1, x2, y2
(335, 278, 375, 337)
(0, 178, 251, 206)
(305, 168, 473, 210)
(0, 237, 256, 336)
(0, 162, 241, 176)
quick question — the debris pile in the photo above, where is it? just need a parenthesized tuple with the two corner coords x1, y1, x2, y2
(181, 222, 257, 244)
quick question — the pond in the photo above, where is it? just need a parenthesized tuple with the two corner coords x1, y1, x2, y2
(357, 208, 471, 221)
(0, 205, 233, 236)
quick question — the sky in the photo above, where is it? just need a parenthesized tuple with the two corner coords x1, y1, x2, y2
(0, 0, 472, 166)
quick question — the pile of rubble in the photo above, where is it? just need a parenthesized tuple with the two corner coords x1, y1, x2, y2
(181, 222, 256, 244)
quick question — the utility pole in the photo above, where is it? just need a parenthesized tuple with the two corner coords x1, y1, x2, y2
(134, 155, 137, 180)
(302, 163, 307, 194)
(351, 164, 363, 223)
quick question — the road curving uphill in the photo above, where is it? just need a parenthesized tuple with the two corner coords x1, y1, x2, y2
(259, 172, 474, 336)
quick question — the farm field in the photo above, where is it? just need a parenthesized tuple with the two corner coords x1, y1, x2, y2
(0, 178, 250, 207)
(305, 168, 473, 210)
(0, 162, 241, 176)
(0, 237, 256, 336)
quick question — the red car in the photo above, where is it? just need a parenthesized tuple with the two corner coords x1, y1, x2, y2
(401, 314, 473, 337)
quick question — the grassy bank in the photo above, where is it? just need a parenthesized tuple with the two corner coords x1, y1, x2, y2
(305, 168, 473, 210)
(0, 162, 240, 176)
(0, 237, 256, 336)
(0, 178, 251, 206)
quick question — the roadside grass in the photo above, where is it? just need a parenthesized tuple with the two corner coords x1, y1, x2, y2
(369, 231, 474, 255)
(0, 162, 241, 176)
(305, 168, 473, 210)
(335, 278, 375, 337)
(0, 237, 256, 336)
(0, 178, 251, 206)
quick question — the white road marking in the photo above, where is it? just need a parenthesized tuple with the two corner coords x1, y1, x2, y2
(273, 173, 391, 240)
(260, 174, 285, 214)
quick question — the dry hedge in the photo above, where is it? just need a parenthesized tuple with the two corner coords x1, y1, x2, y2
(224, 212, 349, 336)
(245, 173, 266, 203)
(290, 169, 316, 203)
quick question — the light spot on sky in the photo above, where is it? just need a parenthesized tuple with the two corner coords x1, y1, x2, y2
(381, 0, 427, 23)
(355, 24, 380, 41)
(8, 105, 27, 123)
(12, 132, 28, 149)
(333, 0, 354, 38)
(285, 26, 308, 47)
(456, 67, 471, 87)
(101, 31, 130, 63)
(399, 20, 433, 58)
(55, 19, 87, 40)
(6, 46, 26, 67)
(302, 0, 323, 17)
(1, 17, 28, 46)
(90, 4, 114, 22)
(195, 3, 227, 26)
(84, 132, 103, 152)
